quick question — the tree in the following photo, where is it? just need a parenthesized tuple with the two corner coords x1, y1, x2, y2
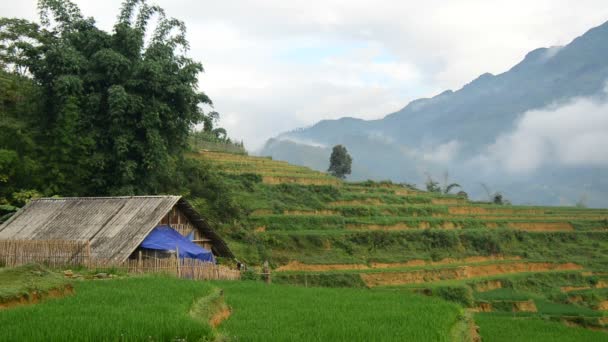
(456, 191, 468, 199)
(328, 145, 352, 179)
(0, 0, 215, 195)
(0, 69, 42, 208)
(425, 177, 441, 193)
(492, 192, 504, 205)
(481, 183, 510, 205)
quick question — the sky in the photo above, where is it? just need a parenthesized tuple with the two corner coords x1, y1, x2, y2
(3, 1, 608, 150)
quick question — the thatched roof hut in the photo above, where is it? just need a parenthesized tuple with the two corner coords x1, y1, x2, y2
(0, 196, 233, 261)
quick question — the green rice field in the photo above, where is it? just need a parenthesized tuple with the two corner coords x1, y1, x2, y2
(215, 281, 463, 341)
(475, 314, 608, 342)
(0, 275, 216, 342)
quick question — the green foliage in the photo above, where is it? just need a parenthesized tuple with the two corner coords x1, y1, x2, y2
(0, 264, 68, 303)
(534, 299, 601, 317)
(493, 192, 506, 205)
(230, 182, 341, 215)
(327, 144, 352, 179)
(189, 117, 246, 154)
(177, 158, 242, 223)
(0, 275, 216, 341)
(426, 178, 442, 193)
(240, 269, 260, 281)
(0, 204, 17, 223)
(461, 231, 501, 255)
(425, 173, 461, 194)
(0, 0, 247, 227)
(239, 229, 608, 268)
(475, 314, 607, 342)
(474, 288, 533, 301)
(273, 273, 366, 288)
(216, 281, 461, 341)
(0, 0, 220, 196)
(0, 70, 43, 207)
(10, 189, 42, 207)
(424, 285, 474, 307)
(249, 215, 345, 231)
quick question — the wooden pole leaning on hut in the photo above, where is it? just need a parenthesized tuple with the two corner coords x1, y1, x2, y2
(175, 245, 181, 278)
(138, 250, 142, 273)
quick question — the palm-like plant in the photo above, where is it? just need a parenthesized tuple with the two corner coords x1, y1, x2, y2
(443, 183, 461, 194)
(425, 172, 462, 194)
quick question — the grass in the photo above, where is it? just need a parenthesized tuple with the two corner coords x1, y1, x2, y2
(0, 275, 217, 341)
(474, 288, 536, 301)
(0, 264, 69, 303)
(534, 299, 603, 317)
(198, 151, 608, 335)
(215, 281, 463, 341)
(240, 229, 608, 269)
(474, 289, 603, 317)
(475, 314, 608, 342)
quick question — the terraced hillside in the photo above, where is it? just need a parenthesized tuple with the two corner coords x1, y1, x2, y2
(194, 151, 608, 333)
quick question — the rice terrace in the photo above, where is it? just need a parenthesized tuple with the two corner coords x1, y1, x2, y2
(1, 0, 608, 341)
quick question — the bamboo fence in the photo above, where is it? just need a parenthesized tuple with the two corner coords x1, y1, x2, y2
(0, 240, 90, 267)
(0, 240, 240, 281)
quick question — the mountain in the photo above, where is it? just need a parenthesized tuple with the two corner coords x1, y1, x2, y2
(260, 21, 608, 207)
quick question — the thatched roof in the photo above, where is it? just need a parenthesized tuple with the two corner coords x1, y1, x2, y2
(0, 196, 233, 261)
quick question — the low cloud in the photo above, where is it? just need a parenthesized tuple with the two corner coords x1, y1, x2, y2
(422, 140, 461, 163)
(272, 137, 328, 149)
(478, 94, 608, 173)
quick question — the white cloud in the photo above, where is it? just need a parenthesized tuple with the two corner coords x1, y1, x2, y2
(422, 140, 462, 164)
(478, 94, 608, 173)
(3, 0, 608, 149)
(273, 137, 328, 149)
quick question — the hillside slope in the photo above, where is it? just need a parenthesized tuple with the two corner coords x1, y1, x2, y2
(197, 151, 608, 332)
(261, 21, 608, 207)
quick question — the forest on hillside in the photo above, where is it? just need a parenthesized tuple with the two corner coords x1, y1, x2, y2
(0, 0, 240, 222)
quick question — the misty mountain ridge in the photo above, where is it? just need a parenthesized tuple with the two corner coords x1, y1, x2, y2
(261, 20, 608, 207)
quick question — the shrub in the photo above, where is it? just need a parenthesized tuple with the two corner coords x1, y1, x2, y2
(273, 273, 366, 288)
(430, 286, 474, 307)
(241, 269, 260, 281)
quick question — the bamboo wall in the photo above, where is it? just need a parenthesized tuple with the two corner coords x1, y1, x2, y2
(0, 240, 240, 281)
(159, 206, 213, 251)
(89, 256, 241, 280)
(0, 240, 90, 267)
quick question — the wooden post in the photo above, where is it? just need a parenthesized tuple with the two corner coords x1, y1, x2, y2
(175, 245, 181, 278)
(154, 250, 158, 272)
(86, 241, 92, 268)
(138, 250, 142, 272)
(262, 260, 271, 284)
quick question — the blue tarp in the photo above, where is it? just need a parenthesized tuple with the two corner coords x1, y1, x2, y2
(140, 225, 215, 263)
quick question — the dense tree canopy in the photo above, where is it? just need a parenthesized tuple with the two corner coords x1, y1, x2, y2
(328, 145, 352, 179)
(0, 0, 214, 196)
(0, 0, 241, 222)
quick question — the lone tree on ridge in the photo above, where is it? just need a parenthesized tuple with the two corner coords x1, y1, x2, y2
(328, 145, 352, 179)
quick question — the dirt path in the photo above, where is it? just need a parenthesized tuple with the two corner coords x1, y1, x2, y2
(346, 221, 575, 232)
(275, 261, 370, 272)
(360, 262, 582, 287)
(0, 284, 73, 309)
(468, 313, 481, 342)
(275, 255, 520, 272)
(209, 306, 231, 328)
(506, 222, 573, 232)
